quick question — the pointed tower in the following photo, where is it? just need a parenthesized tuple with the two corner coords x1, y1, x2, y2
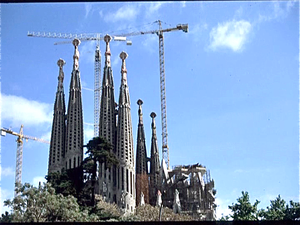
(48, 59, 66, 174)
(98, 34, 117, 202)
(116, 51, 136, 212)
(149, 112, 161, 206)
(64, 38, 84, 170)
(135, 99, 149, 206)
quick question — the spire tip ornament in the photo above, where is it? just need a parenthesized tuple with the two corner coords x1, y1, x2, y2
(137, 99, 143, 106)
(150, 112, 156, 118)
(104, 34, 112, 67)
(57, 58, 66, 68)
(72, 38, 81, 47)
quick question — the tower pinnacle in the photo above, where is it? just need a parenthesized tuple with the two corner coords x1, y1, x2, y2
(48, 59, 66, 174)
(116, 51, 135, 212)
(72, 38, 81, 70)
(137, 99, 143, 125)
(150, 112, 157, 136)
(120, 51, 128, 84)
(135, 99, 149, 206)
(57, 59, 66, 91)
(65, 38, 84, 171)
(149, 111, 160, 206)
(104, 34, 112, 67)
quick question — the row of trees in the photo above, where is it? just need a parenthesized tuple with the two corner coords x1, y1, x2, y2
(3, 186, 299, 222)
(1, 136, 194, 222)
(1, 137, 121, 222)
(1, 182, 196, 222)
(1, 136, 299, 221)
(221, 191, 300, 221)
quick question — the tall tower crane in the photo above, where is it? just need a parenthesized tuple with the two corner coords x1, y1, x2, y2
(116, 20, 188, 170)
(1, 125, 50, 196)
(27, 20, 188, 170)
(27, 32, 128, 137)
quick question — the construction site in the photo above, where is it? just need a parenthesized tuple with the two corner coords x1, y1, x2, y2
(1, 20, 216, 220)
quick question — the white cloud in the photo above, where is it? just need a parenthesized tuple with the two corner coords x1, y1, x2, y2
(181, 1, 186, 8)
(32, 176, 46, 187)
(258, 0, 296, 23)
(0, 189, 13, 214)
(112, 55, 121, 68)
(190, 22, 208, 42)
(84, 124, 94, 143)
(142, 35, 157, 53)
(80, 41, 96, 64)
(104, 5, 140, 23)
(209, 20, 252, 52)
(1, 94, 52, 127)
(144, 2, 164, 19)
(99, 10, 103, 18)
(234, 6, 243, 18)
(84, 3, 92, 19)
(0, 166, 14, 178)
(148, 2, 163, 14)
(40, 130, 51, 142)
(215, 197, 232, 220)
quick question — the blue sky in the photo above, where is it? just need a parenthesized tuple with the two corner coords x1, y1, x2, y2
(0, 1, 298, 218)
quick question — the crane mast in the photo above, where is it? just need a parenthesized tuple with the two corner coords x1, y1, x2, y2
(116, 20, 188, 170)
(94, 34, 101, 137)
(1, 125, 50, 196)
(157, 21, 170, 170)
(15, 126, 24, 189)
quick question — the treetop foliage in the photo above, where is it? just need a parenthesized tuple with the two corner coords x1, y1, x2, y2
(224, 191, 300, 221)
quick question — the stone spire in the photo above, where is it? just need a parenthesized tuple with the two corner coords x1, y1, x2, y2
(149, 112, 161, 206)
(116, 51, 136, 213)
(104, 34, 112, 68)
(98, 34, 117, 203)
(135, 99, 149, 206)
(48, 59, 66, 174)
(64, 38, 84, 171)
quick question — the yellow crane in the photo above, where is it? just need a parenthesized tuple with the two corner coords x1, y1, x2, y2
(27, 20, 188, 170)
(1, 125, 50, 196)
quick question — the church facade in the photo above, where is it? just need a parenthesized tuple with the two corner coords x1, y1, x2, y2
(48, 35, 216, 218)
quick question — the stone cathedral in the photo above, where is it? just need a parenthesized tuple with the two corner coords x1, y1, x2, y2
(48, 35, 216, 219)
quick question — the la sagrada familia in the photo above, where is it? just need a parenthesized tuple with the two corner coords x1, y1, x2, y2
(48, 35, 216, 220)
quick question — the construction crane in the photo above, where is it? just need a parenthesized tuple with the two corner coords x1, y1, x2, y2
(27, 32, 128, 137)
(27, 20, 188, 170)
(116, 20, 188, 170)
(1, 125, 50, 196)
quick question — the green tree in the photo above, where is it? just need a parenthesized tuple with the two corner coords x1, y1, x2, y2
(46, 170, 77, 197)
(228, 191, 260, 221)
(3, 182, 94, 222)
(83, 136, 119, 207)
(120, 204, 195, 221)
(259, 195, 286, 220)
(94, 194, 121, 220)
(0, 211, 13, 222)
(284, 200, 300, 220)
